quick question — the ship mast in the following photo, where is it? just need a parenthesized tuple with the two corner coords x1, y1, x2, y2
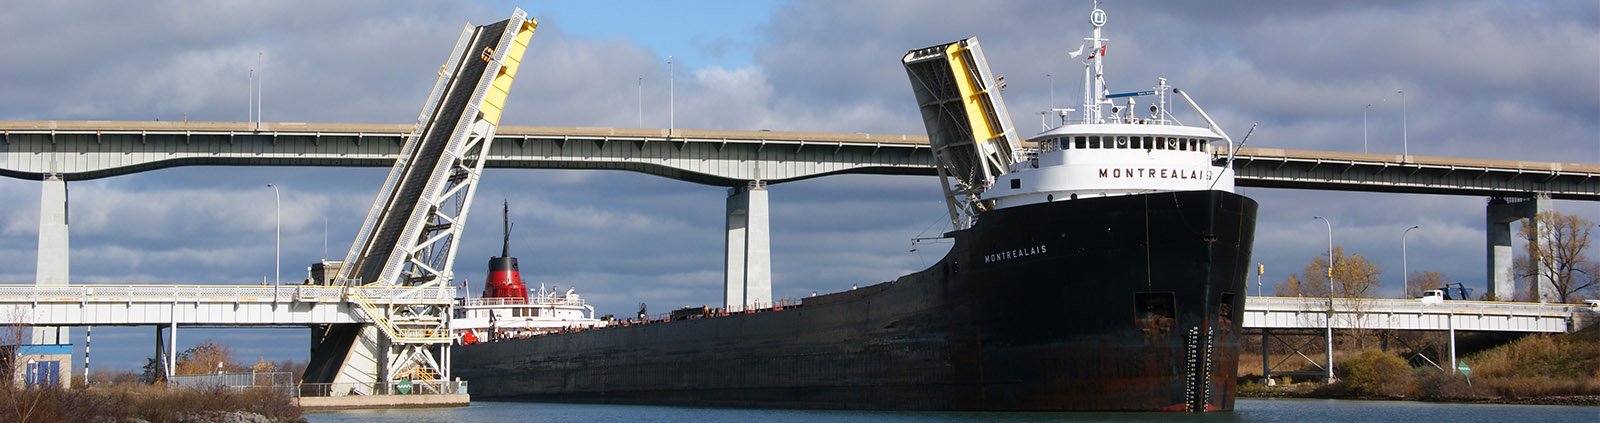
(1082, 1, 1108, 124)
(500, 200, 511, 258)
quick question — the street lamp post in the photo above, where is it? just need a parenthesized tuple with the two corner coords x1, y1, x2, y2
(1313, 215, 1335, 383)
(267, 184, 280, 301)
(1402, 225, 1420, 296)
(668, 56, 674, 135)
(1362, 104, 1371, 153)
(1398, 90, 1408, 158)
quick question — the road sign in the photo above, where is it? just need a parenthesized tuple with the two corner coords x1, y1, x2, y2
(1457, 362, 1471, 377)
(397, 377, 413, 394)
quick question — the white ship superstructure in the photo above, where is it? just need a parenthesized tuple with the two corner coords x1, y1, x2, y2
(453, 284, 606, 342)
(979, 1, 1238, 211)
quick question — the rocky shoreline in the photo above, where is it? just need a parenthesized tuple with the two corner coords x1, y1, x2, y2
(1240, 386, 1600, 407)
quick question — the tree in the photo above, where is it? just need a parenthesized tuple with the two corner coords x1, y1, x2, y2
(1277, 246, 1385, 349)
(140, 356, 164, 383)
(1404, 271, 1448, 298)
(174, 340, 244, 376)
(1278, 246, 1383, 299)
(1517, 211, 1598, 303)
(1273, 274, 1302, 297)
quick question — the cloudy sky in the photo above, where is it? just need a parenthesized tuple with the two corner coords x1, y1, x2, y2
(0, 0, 1596, 372)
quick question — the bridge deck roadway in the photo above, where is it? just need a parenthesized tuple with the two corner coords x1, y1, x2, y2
(1243, 296, 1597, 333)
(2, 285, 1593, 334)
(1, 121, 1593, 199)
(0, 284, 452, 326)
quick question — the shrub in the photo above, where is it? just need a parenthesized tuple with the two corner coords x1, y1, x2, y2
(1415, 371, 1483, 400)
(1469, 330, 1600, 380)
(1333, 350, 1415, 397)
(0, 384, 302, 423)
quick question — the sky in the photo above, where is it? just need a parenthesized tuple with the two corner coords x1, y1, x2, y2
(0, 0, 1596, 373)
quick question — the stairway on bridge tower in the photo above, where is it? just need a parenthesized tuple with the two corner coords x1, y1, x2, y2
(302, 9, 535, 394)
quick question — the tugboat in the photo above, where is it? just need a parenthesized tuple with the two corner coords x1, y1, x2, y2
(451, 202, 605, 345)
(454, 2, 1254, 412)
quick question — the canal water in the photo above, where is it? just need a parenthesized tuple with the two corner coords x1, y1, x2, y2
(306, 398, 1597, 422)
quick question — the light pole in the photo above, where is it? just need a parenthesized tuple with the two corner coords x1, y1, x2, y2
(1313, 215, 1335, 383)
(256, 51, 263, 131)
(637, 77, 643, 128)
(1398, 90, 1407, 158)
(1362, 104, 1371, 153)
(1402, 225, 1420, 296)
(267, 184, 280, 300)
(668, 56, 674, 135)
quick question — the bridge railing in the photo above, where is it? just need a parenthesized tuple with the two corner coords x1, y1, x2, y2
(297, 380, 467, 397)
(1244, 296, 1599, 332)
(1247, 296, 1591, 316)
(169, 371, 296, 396)
(0, 284, 456, 305)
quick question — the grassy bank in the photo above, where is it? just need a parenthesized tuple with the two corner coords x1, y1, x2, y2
(0, 383, 303, 423)
(1240, 323, 1600, 405)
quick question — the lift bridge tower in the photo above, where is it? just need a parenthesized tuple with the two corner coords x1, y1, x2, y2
(301, 9, 537, 393)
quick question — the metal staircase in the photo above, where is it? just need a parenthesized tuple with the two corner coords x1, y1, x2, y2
(902, 37, 1022, 230)
(302, 8, 537, 394)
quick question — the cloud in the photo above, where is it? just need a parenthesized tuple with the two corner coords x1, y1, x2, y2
(0, 0, 1595, 372)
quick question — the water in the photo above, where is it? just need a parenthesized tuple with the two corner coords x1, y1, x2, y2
(306, 398, 1598, 422)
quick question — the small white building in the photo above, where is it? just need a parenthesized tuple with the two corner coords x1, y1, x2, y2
(8, 343, 73, 388)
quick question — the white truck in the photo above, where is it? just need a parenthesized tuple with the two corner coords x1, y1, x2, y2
(1419, 289, 1447, 303)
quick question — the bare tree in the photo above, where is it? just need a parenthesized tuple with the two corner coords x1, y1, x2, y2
(1273, 274, 1303, 297)
(1285, 246, 1383, 299)
(1517, 211, 1597, 303)
(1274, 246, 1386, 348)
(1404, 271, 1448, 298)
(174, 340, 243, 376)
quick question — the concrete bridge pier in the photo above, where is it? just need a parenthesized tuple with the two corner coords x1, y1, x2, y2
(32, 175, 70, 345)
(24, 174, 73, 388)
(724, 181, 772, 311)
(1486, 194, 1552, 302)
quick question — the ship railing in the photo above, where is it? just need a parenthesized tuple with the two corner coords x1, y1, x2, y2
(296, 379, 468, 397)
(633, 298, 806, 324)
(460, 296, 586, 307)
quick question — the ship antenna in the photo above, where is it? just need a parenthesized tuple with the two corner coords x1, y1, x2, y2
(501, 200, 512, 258)
(1082, 0, 1109, 123)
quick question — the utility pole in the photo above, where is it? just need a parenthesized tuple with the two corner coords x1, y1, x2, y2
(1314, 215, 1335, 383)
(668, 56, 675, 135)
(1362, 104, 1371, 153)
(1398, 90, 1408, 158)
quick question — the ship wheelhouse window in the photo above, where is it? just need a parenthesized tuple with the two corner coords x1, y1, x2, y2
(1115, 136, 1128, 148)
(1089, 136, 1101, 149)
(1074, 136, 1086, 149)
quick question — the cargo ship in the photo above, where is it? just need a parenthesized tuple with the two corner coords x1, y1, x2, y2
(454, 3, 1255, 412)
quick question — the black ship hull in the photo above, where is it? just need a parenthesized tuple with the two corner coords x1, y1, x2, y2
(455, 189, 1257, 411)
